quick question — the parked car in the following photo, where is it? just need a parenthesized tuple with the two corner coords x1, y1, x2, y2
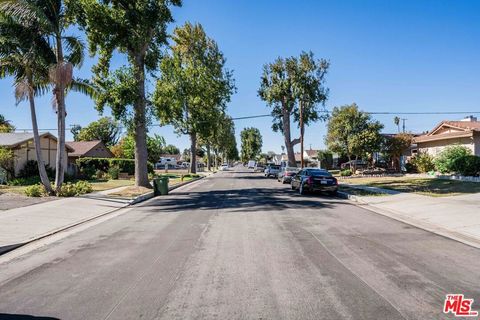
(220, 163, 229, 171)
(291, 168, 338, 195)
(340, 159, 367, 170)
(264, 164, 281, 178)
(277, 166, 299, 183)
(247, 160, 256, 169)
(254, 163, 265, 172)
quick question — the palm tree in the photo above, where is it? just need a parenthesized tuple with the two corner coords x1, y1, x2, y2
(0, 0, 95, 191)
(0, 12, 55, 193)
(0, 114, 15, 132)
(394, 116, 400, 133)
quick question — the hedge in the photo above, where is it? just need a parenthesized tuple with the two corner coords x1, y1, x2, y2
(452, 155, 480, 177)
(76, 157, 154, 178)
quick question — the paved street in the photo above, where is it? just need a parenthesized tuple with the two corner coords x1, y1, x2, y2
(0, 167, 479, 320)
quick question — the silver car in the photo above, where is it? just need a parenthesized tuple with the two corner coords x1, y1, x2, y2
(277, 166, 299, 184)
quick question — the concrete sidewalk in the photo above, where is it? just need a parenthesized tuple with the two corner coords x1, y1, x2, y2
(0, 192, 132, 254)
(0, 173, 215, 255)
(343, 185, 480, 248)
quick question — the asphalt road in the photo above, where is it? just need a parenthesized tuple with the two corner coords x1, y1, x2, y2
(0, 167, 479, 320)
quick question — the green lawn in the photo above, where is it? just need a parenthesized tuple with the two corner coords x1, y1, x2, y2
(0, 179, 135, 196)
(89, 179, 135, 192)
(341, 176, 480, 197)
(0, 184, 27, 195)
(339, 185, 389, 197)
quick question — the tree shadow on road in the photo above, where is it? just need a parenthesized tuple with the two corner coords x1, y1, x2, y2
(141, 186, 348, 213)
(0, 314, 60, 320)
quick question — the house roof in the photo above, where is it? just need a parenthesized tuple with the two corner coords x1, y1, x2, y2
(66, 140, 111, 157)
(0, 132, 74, 151)
(305, 149, 318, 157)
(414, 120, 480, 143)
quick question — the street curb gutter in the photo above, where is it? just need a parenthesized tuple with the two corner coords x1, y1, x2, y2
(0, 175, 208, 257)
(337, 191, 480, 249)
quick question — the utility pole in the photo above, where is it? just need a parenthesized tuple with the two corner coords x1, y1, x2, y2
(401, 118, 407, 133)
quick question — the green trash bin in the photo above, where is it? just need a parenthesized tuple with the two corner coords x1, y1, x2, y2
(154, 177, 169, 196)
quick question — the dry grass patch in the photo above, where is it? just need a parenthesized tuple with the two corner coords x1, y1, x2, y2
(109, 186, 152, 198)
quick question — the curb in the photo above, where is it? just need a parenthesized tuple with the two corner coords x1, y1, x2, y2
(338, 191, 480, 249)
(129, 175, 207, 205)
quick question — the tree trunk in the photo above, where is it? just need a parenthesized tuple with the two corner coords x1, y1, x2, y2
(214, 148, 218, 169)
(190, 132, 197, 174)
(133, 54, 151, 188)
(300, 101, 304, 168)
(28, 84, 54, 195)
(282, 107, 296, 167)
(206, 144, 211, 171)
(54, 34, 66, 192)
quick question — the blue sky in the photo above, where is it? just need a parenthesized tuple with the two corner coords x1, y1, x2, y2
(1, 0, 480, 153)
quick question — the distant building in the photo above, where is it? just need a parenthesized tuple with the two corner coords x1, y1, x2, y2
(414, 116, 480, 156)
(0, 132, 73, 178)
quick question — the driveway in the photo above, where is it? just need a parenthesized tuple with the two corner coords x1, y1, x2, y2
(0, 167, 478, 319)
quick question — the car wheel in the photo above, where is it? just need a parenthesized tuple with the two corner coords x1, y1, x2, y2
(282, 178, 286, 184)
(299, 183, 306, 195)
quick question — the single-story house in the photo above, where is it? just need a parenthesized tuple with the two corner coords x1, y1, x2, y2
(0, 132, 73, 177)
(280, 149, 320, 167)
(66, 140, 114, 161)
(66, 140, 114, 174)
(414, 116, 480, 157)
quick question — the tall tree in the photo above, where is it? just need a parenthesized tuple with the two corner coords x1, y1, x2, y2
(153, 22, 235, 173)
(240, 127, 262, 162)
(382, 133, 412, 171)
(69, 0, 181, 187)
(325, 103, 383, 171)
(394, 116, 400, 133)
(212, 114, 237, 164)
(111, 133, 165, 164)
(163, 144, 180, 155)
(1, 0, 94, 191)
(73, 117, 121, 146)
(258, 52, 329, 167)
(0, 10, 57, 193)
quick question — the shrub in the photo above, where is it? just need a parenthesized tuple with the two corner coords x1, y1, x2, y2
(75, 180, 93, 194)
(57, 181, 93, 197)
(76, 157, 154, 179)
(7, 176, 41, 186)
(404, 162, 417, 173)
(18, 160, 55, 178)
(340, 169, 352, 176)
(411, 153, 435, 173)
(57, 183, 78, 197)
(24, 184, 45, 197)
(452, 155, 480, 176)
(108, 166, 120, 180)
(434, 145, 471, 174)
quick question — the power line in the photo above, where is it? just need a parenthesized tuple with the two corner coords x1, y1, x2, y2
(12, 110, 480, 131)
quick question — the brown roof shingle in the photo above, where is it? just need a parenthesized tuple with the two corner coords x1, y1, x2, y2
(66, 140, 113, 157)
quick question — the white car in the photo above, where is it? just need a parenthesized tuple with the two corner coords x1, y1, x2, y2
(220, 164, 229, 171)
